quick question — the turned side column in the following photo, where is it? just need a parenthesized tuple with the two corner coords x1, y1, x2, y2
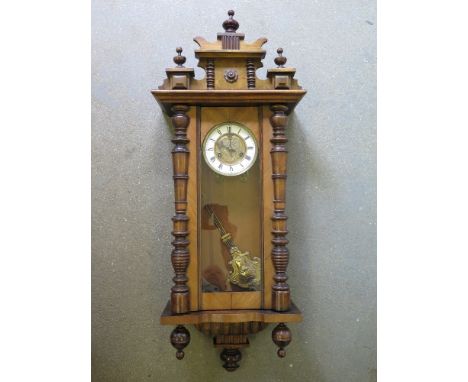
(170, 105, 190, 313)
(269, 104, 290, 312)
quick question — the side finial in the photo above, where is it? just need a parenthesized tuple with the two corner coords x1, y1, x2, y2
(274, 48, 287, 68)
(173, 47, 186, 67)
(222, 10, 239, 33)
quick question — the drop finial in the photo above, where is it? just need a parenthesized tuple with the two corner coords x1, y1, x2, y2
(223, 10, 239, 33)
(274, 48, 287, 68)
(173, 47, 186, 67)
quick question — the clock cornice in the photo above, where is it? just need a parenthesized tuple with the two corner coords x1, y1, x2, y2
(151, 89, 306, 115)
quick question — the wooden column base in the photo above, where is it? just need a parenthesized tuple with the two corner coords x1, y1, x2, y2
(170, 292, 189, 314)
(272, 290, 290, 312)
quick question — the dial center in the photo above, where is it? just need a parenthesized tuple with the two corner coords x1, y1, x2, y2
(214, 133, 247, 165)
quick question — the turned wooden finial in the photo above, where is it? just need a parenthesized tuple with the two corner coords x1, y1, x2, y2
(170, 325, 191, 360)
(173, 47, 186, 67)
(272, 323, 292, 358)
(274, 48, 287, 68)
(220, 348, 242, 371)
(222, 10, 239, 33)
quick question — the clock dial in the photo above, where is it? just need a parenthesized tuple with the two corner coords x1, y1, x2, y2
(202, 122, 258, 176)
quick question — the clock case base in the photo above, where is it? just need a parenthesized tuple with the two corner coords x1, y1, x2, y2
(161, 301, 302, 370)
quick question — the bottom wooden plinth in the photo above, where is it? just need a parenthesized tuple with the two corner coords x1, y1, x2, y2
(161, 301, 302, 371)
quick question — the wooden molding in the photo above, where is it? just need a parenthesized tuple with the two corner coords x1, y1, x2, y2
(152, 89, 306, 114)
(160, 300, 302, 325)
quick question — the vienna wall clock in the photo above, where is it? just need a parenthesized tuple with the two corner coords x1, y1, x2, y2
(151, 10, 306, 371)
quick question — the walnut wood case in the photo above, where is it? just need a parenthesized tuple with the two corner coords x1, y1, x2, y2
(151, 10, 306, 371)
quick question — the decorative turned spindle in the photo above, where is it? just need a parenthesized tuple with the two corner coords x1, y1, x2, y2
(206, 59, 215, 89)
(170, 105, 190, 313)
(270, 104, 290, 311)
(246, 58, 256, 89)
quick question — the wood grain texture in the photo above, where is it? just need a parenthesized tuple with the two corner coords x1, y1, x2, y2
(196, 321, 266, 337)
(201, 292, 231, 310)
(186, 107, 198, 311)
(231, 292, 261, 309)
(262, 106, 274, 309)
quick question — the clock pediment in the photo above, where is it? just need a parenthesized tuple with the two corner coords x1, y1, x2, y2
(153, 10, 305, 96)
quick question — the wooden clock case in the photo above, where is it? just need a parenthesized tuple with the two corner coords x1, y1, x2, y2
(152, 10, 306, 371)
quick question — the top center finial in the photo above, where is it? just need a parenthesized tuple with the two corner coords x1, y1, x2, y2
(222, 10, 239, 33)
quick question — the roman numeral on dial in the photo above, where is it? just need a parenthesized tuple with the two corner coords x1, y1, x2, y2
(203, 122, 257, 176)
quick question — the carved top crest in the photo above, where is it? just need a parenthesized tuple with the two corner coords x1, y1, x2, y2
(152, 10, 306, 114)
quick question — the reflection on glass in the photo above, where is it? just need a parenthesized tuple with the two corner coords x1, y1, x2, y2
(200, 149, 262, 293)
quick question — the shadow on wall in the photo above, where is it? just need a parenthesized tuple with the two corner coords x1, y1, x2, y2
(286, 111, 329, 381)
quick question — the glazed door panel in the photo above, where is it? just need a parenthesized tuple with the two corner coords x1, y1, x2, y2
(199, 107, 263, 310)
